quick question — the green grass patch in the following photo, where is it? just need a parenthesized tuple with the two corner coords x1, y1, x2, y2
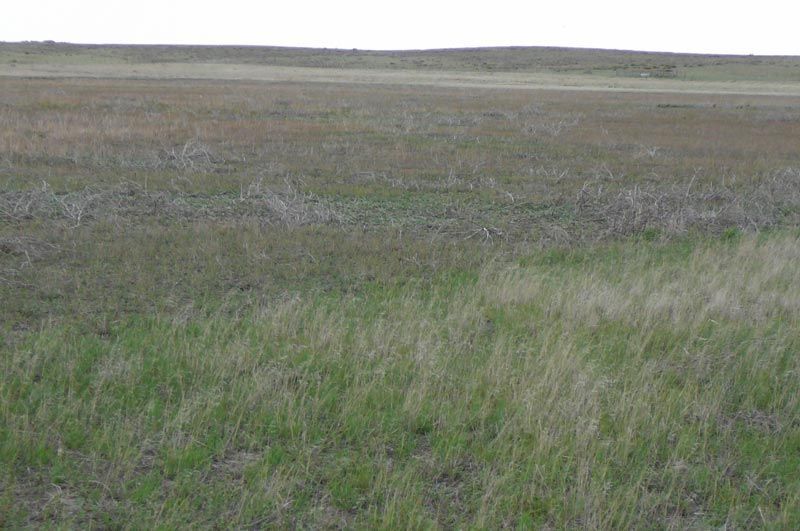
(3, 233, 799, 527)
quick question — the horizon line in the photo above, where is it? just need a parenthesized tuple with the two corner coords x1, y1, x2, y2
(4, 40, 798, 59)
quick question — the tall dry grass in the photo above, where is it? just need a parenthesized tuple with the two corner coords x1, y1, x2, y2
(3, 233, 798, 527)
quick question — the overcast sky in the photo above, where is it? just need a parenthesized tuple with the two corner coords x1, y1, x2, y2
(3, 1, 799, 55)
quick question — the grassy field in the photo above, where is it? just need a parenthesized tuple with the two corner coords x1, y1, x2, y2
(2, 43, 800, 528)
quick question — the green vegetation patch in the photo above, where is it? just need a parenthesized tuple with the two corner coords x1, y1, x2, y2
(3, 233, 799, 527)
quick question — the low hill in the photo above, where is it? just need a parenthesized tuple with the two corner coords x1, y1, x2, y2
(3, 41, 800, 81)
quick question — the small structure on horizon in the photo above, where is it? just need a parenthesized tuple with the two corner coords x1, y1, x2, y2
(614, 66, 679, 78)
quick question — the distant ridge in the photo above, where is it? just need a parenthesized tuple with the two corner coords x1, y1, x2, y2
(2, 42, 799, 82)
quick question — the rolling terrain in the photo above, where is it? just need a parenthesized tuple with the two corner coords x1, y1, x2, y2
(2, 43, 800, 528)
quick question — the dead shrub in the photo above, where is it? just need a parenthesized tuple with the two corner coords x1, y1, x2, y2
(240, 177, 341, 226)
(575, 168, 800, 237)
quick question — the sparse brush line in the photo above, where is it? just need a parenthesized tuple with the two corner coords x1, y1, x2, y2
(0, 179, 341, 228)
(4, 172, 799, 242)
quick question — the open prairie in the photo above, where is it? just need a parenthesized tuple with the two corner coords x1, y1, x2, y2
(1, 44, 800, 528)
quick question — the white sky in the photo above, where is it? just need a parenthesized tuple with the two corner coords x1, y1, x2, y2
(2, 1, 799, 55)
